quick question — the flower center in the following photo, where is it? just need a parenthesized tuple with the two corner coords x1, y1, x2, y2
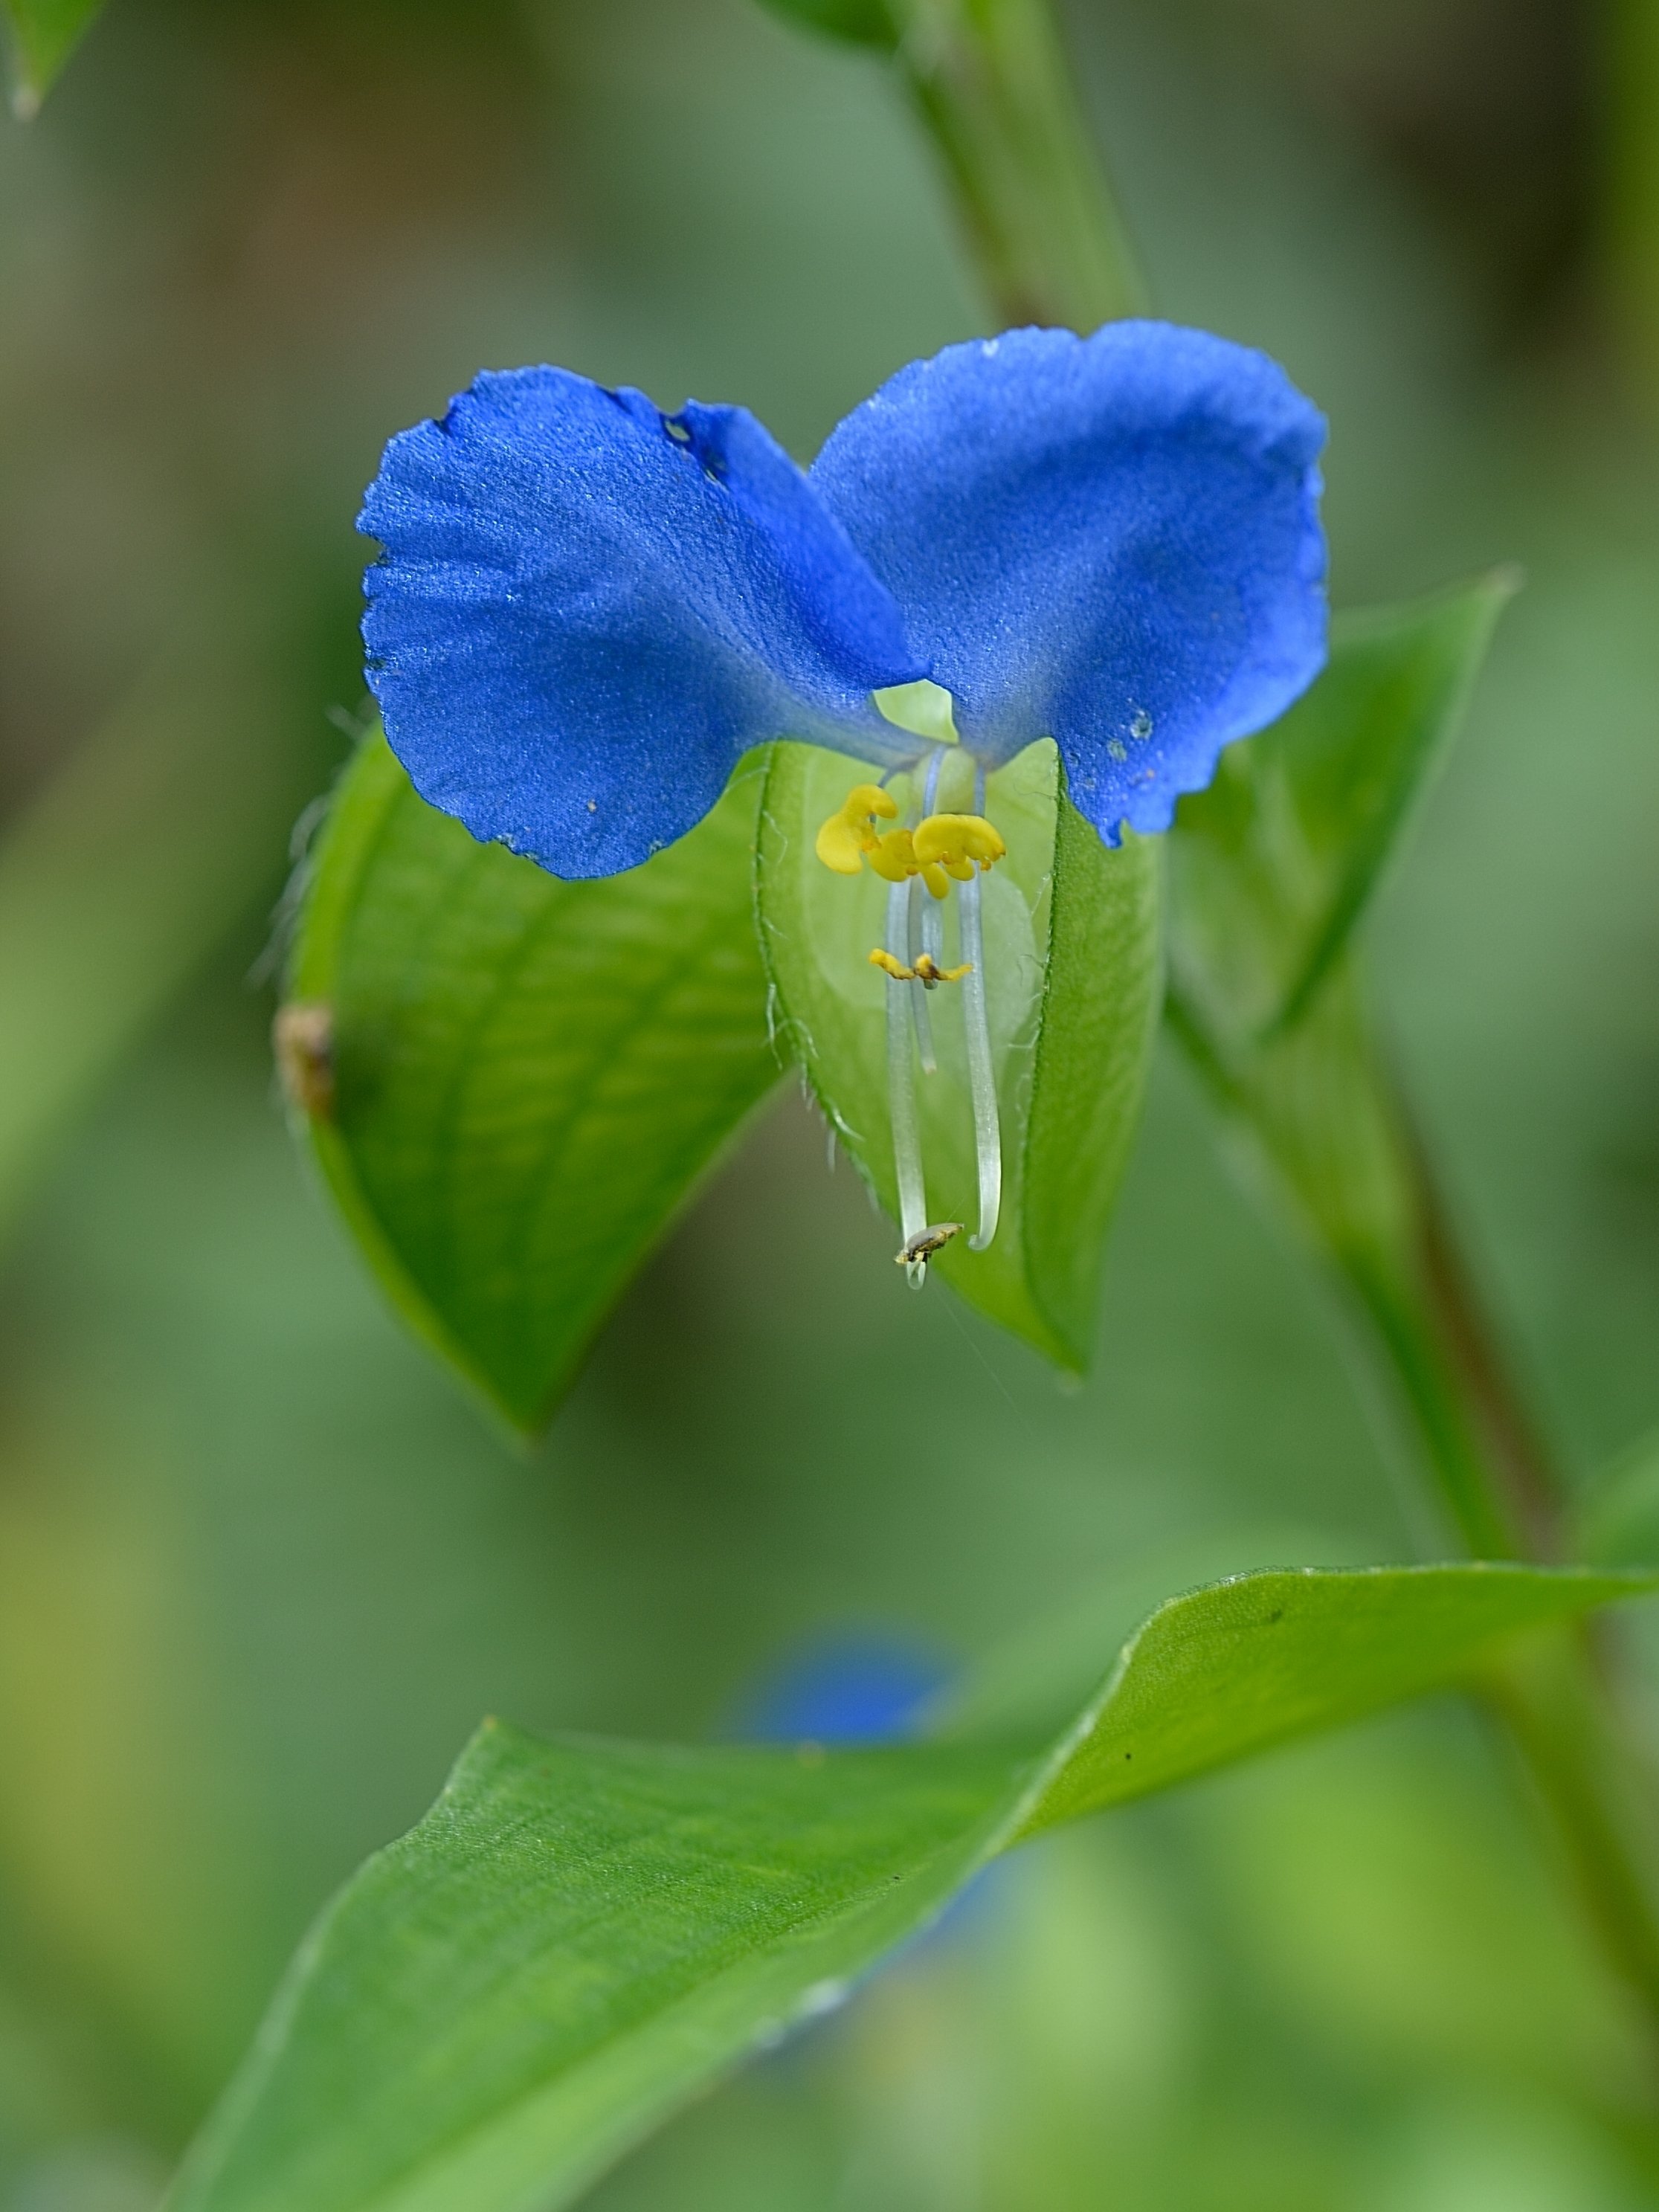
(815, 746, 1007, 1284)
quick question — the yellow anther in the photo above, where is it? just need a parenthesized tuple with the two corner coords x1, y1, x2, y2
(844, 782, 898, 825)
(868, 949, 974, 987)
(815, 815, 869, 874)
(869, 948, 915, 981)
(866, 828, 918, 882)
(816, 782, 898, 875)
(918, 860, 951, 900)
(913, 812, 1007, 872)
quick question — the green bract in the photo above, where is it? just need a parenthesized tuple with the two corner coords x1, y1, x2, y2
(170, 1564, 1656, 2212)
(758, 738, 1161, 1367)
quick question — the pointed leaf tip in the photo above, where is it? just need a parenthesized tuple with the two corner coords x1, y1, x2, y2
(3, 0, 107, 115)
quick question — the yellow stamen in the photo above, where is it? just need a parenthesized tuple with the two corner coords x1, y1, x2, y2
(866, 827, 918, 882)
(913, 812, 1007, 872)
(815, 816, 869, 874)
(816, 782, 897, 874)
(819, 788, 1008, 903)
(869, 947, 915, 981)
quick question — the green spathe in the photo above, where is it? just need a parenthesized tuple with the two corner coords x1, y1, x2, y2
(170, 1563, 1656, 2212)
(757, 737, 1162, 1370)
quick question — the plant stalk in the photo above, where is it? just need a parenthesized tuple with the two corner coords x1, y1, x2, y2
(897, 0, 1659, 2053)
(892, 0, 1143, 329)
(1168, 963, 1659, 2040)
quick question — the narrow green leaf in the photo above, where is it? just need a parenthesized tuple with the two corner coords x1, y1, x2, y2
(284, 734, 780, 1435)
(171, 1564, 1655, 2212)
(756, 739, 1161, 1370)
(1170, 575, 1515, 1048)
(753, 0, 898, 50)
(1, 0, 105, 115)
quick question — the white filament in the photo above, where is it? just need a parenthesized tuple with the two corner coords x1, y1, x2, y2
(884, 877, 929, 1286)
(907, 746, 950, 1075)
(960, 763, 1002, 1251)
(919, 747, 947, 970)
(906, 877, 937, 1075)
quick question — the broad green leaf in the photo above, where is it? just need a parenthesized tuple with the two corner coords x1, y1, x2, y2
(1, 0, 104, 114)
(754, 0, 898, 49)
(284, 733, 779, 1435)
(1170, 575, 1515, 1050)
(170, 1563, 1654, 2212)
(756, 739, 1161, 1370)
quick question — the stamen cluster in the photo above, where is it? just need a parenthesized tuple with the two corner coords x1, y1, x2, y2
(814, 768, 1008, 1282)
(814, 785, 1007, 900)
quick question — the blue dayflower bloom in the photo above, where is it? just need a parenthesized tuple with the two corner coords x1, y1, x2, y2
(358, 320, 1327, 878)
(742, 1636, 945, 1746)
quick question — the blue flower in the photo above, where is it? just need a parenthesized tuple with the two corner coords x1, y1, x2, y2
(358, 320, 1327, 881)
(741, 1635, 945, 1745)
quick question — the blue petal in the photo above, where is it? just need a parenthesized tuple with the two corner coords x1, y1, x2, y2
(811, 321, 1327, 842)
(361, 368, 924, 877)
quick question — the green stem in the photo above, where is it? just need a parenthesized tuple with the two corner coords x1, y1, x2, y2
(1169, 961, 1659, 2039)
(892, 0, 1144, 328)
(1489, 1624, 1659, 2034)
(891, 0, 1659, 2051)
(1164, 967, 1525, 1559)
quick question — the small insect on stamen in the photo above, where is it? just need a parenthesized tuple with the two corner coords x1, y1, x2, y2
(913, 953, 970, 989)
(896, 1221, 963, 1271)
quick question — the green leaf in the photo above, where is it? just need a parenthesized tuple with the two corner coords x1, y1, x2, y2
(753, 0, 898, 51)
(284, 732, 780, 1435)
(171, 1563, 1655, 2212)
(1, 0, 104, 115)
(756, 739, 1161, 1370)
(1170, 575, 1515, 1050)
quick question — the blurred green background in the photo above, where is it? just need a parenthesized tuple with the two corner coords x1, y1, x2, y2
(2, 0, 1658, 2204)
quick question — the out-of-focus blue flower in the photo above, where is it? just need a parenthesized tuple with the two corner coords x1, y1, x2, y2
(358, 321, 1327, 879)
(741, 1636, 944, 1746)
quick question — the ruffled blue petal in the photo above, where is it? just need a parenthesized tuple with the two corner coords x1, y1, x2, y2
(811, 321, 1327, 843)
(361, 367, 924, 877)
